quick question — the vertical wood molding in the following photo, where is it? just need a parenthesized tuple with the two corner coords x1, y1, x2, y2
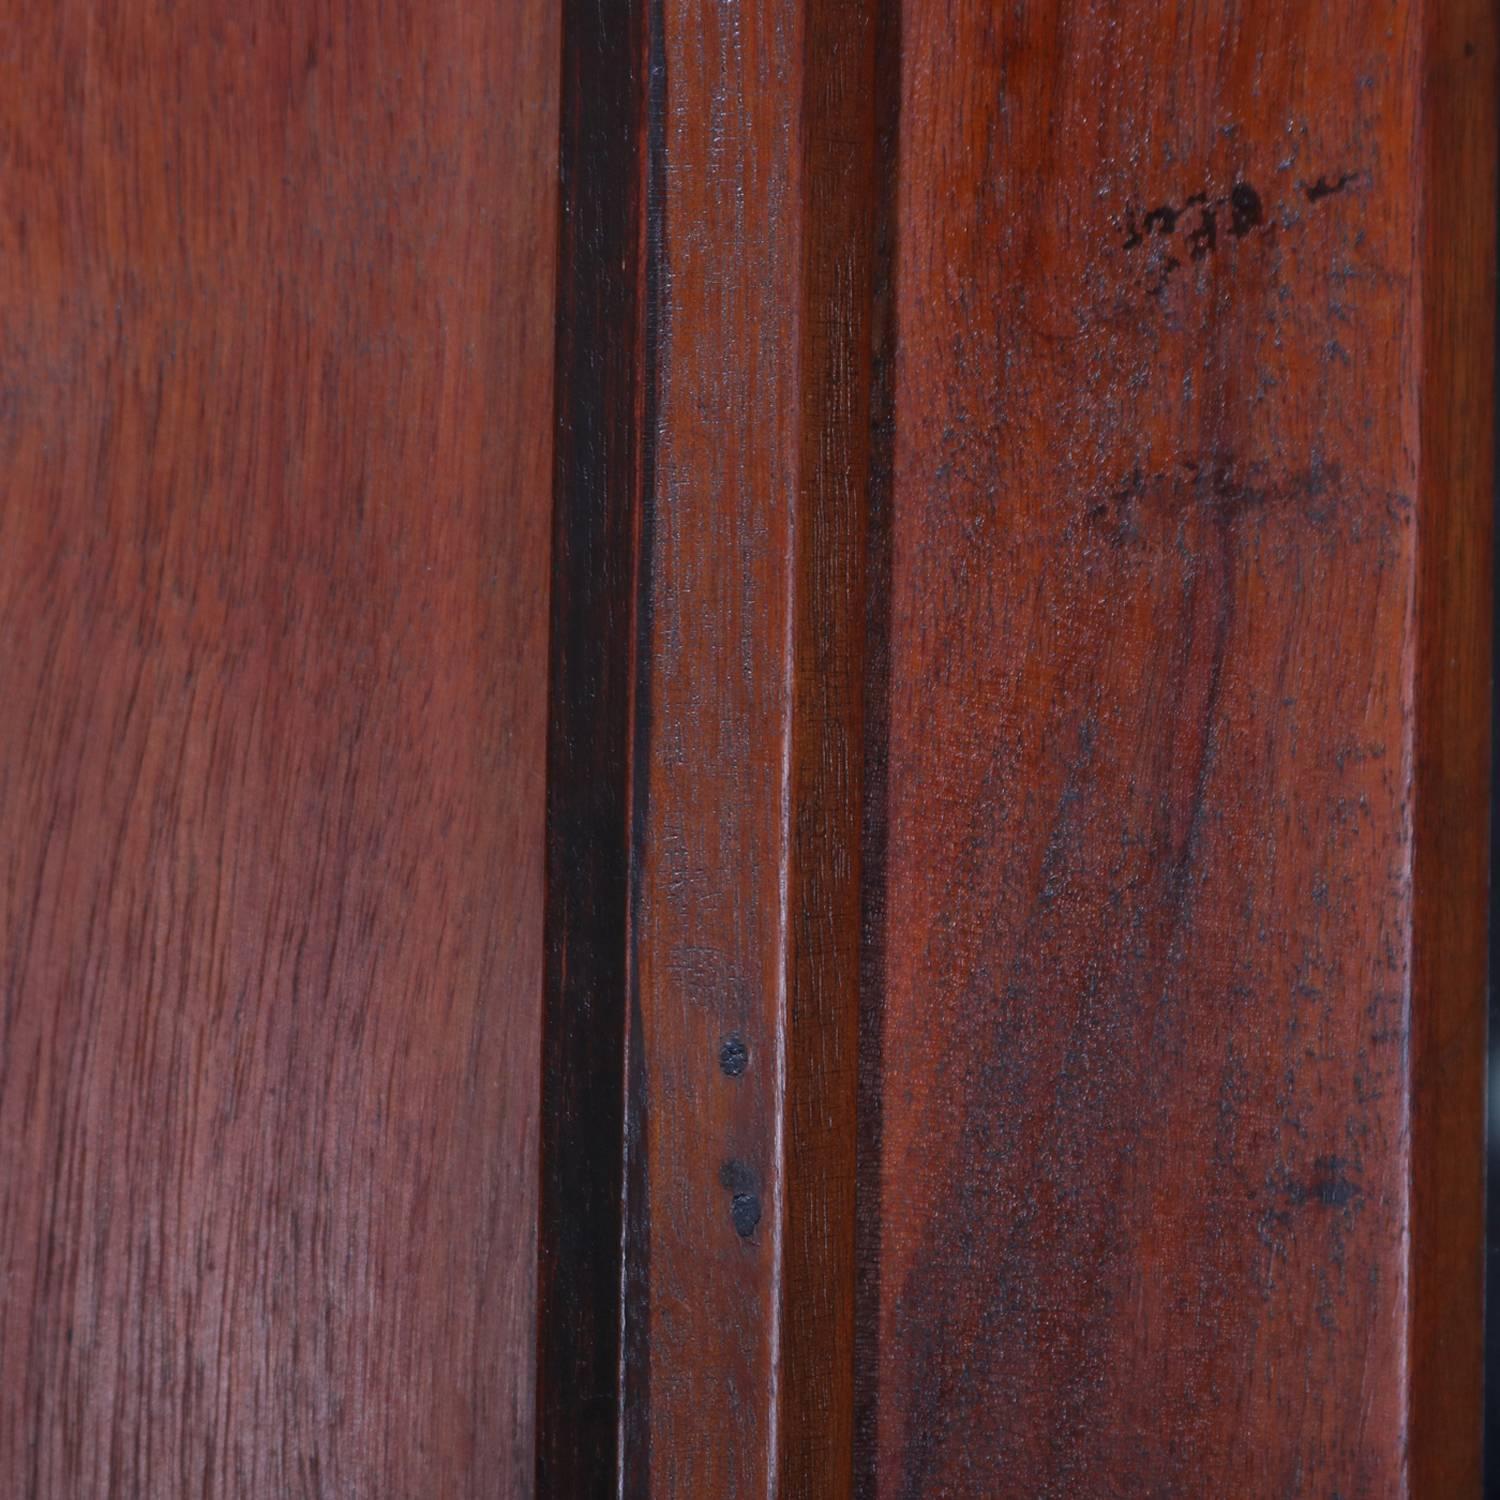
(1410, 0, 1495, 1490)
(627, 0, 875, 1490)
(544, 1, 877, 1493)
(781, 1, 877, 1494)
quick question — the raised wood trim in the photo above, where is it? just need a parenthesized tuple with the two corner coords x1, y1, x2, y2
(541, 0, 879, 1493)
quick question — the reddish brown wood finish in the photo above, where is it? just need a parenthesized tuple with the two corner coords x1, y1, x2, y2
(861, 2, 1494, 1496)
(0, 4, 558, 1495)
(2, 3, 1492, 1496)
(783, 2, 877, 1493)
(618, 0, 875, 1493)
(1410, 5, 1495, 1494)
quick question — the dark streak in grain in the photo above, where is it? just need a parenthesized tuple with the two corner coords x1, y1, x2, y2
(866, 4, 1492, 1495)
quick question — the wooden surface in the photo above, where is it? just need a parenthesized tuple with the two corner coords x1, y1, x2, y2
(0, 3, 558, 1495)
(1409, 4, 1495, 1493)
(594, 0, 880, 1492)
(568, 0, 1495, 1490)
(535, 0, 646, 1491)
(540, 2, 883, 1489)
(3, 3, 1492, 1497)
(860, 1, 1495, 1496)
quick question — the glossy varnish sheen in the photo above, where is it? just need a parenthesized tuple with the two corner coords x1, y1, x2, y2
(0, 4, 559, 1494)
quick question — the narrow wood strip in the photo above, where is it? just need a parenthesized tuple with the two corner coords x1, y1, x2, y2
(620, 0, 877, 1490)
(780, 0, 878, 1493)
(1409, 0, 1495, 1489)
(537, 0, 649, 1491)
(854, 2, 903, 1488)
(627, 0, 804, 1486)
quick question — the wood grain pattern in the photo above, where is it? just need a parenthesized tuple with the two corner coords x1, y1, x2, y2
(1409, 6, 1495, 1495)
(782, 1, 876, 1493)
(613, 0, 876, 1492)
(543, 1, 1493, 1492)
(860, 2, 1494, 1496)
(4, 3, 1491, 1495)
(0, 4, 558, 1495)
(627, 0, 812, 1486)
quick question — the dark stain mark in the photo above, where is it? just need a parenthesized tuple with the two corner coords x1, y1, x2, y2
(730, 1193, 762, 1239)
(1229, 181, 1263, 236)
(1464, 40, 1476, 57)
(1186, 204, 1217, 260)
(1120, 203, 1182, 251)
(718, 1034, 749, 1076)
(1121, 187, 1251, 261)
(1282, 1155, 1362, 1210)
(1084, 453, 1347, 542)
(1144, 255, 1183, 297)
(1334, 740, 1388, 772)
(1119, 174, 1352, 273)
(719, 1160, 762, 1237)
(1143, 204, 1179, 236)
(1303, 172, 1359, 203)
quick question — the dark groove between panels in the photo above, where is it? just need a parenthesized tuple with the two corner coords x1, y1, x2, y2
(536, 0, 650, 1491)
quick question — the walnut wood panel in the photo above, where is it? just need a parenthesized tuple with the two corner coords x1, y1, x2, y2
(860, 3, 1494, 1497)
(0, 4, 558, 1495)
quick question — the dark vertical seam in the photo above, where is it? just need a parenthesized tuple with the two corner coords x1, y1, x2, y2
(537, 0, 649, 1490)
(854, 0, 901, 1491)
